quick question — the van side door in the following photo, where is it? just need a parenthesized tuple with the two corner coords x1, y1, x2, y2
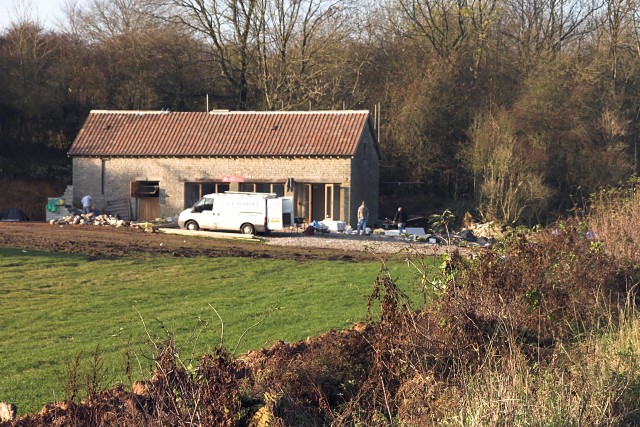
(193, 197, 216, 229)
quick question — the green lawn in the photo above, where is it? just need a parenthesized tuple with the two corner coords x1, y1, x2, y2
(0, 247, 434, 414)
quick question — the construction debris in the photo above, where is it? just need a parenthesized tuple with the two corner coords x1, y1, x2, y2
(45, 186, 75, 223)
(0, 402, 16, 423)
(48, 213, 156, 232)
(466, 221, 504, 239)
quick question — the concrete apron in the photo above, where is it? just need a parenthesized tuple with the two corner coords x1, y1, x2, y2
(158, 227, 259, 240)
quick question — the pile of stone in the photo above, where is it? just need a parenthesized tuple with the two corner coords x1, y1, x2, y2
(48, 213, 159, 232)
(49, 212, 130, 227)
(466, 221, 504, 239)
(461, 212, 504, 240)
(0, 402, 16, 423)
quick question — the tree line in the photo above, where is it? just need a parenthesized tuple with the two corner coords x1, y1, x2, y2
(2, 0, 640, 225)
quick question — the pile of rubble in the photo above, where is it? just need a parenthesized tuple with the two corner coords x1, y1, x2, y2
(461, 212, 505, 239)
(466, 221, 504, 239)
(49, 212, 157, 232)
(0, 402, 16, 424)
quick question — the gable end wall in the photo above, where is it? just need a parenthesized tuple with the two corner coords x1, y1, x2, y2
(349, 126, 380, 226)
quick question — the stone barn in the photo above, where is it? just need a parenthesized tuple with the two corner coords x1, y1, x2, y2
(67, 110, 380, 227)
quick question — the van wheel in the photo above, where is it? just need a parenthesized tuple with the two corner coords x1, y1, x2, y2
(185, 221, 199, 231)
(240, 223, 255, 235)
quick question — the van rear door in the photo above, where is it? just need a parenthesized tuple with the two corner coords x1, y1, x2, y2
(266, 198, 283, 230)
(281, 198, 293, 226)
(266, 197, 293, 230)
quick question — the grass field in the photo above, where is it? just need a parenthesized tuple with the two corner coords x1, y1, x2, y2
(0, 247, 432, 414)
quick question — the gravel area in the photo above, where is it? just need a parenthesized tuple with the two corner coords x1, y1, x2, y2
(263, 232, 458, 256)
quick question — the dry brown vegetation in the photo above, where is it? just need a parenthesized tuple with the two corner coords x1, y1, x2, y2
(584, 177, 640, 265)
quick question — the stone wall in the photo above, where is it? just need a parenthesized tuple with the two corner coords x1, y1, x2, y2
(73, 156, 357, 221)
(349, 129, 380, 227)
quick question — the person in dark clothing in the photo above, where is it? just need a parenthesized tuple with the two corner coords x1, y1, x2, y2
(393, 207, 408, 234)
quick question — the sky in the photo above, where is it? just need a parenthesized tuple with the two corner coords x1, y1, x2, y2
(0, 0, 81, 31)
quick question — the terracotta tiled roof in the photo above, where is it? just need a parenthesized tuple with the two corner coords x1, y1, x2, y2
(68, 110, 373, 157)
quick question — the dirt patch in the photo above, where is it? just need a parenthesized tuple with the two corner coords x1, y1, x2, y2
(0, 222, 387, 262)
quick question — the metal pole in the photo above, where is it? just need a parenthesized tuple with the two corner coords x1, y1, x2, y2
(377, 103, 381, 143)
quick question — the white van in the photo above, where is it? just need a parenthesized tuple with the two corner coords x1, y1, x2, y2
(178, 192, 294, 234)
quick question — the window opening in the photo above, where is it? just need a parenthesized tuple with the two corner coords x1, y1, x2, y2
(131, 181, 159, 197)
(239, 182, 255, 192)
(240, 182, 284, 195)
(185, 182, 230, 207)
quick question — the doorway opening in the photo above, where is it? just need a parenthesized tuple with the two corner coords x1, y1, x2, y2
(131, 181, 159, 221)
(294, 183, 340, 223)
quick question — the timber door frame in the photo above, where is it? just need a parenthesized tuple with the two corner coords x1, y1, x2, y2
(295, 183, 311, 222)
(131, 180, 160, 221)
(294, 183, 341, 222)
(324, 184, 334, 219)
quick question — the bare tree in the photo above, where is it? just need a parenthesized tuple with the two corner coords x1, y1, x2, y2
(1, 23, 58, 143)
(501, 0, 602, 68)
(164, 0, 259, 110)
(395, 0, 500, 61)
(253, 0, 358, 109)
(65, 0, 160, 108)
(468, 108, 551, 224)
(66, 0, 159, 42)
(65, 0, 211, 110)
(600, 0, 632, 82)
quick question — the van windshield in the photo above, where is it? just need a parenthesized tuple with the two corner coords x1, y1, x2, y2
(194, 197, 214, 212)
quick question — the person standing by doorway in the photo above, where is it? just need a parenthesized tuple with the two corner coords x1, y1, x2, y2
(393, 206, 408, 235)
(356, 200, 369, 235)
(81, 194, 93, 214)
